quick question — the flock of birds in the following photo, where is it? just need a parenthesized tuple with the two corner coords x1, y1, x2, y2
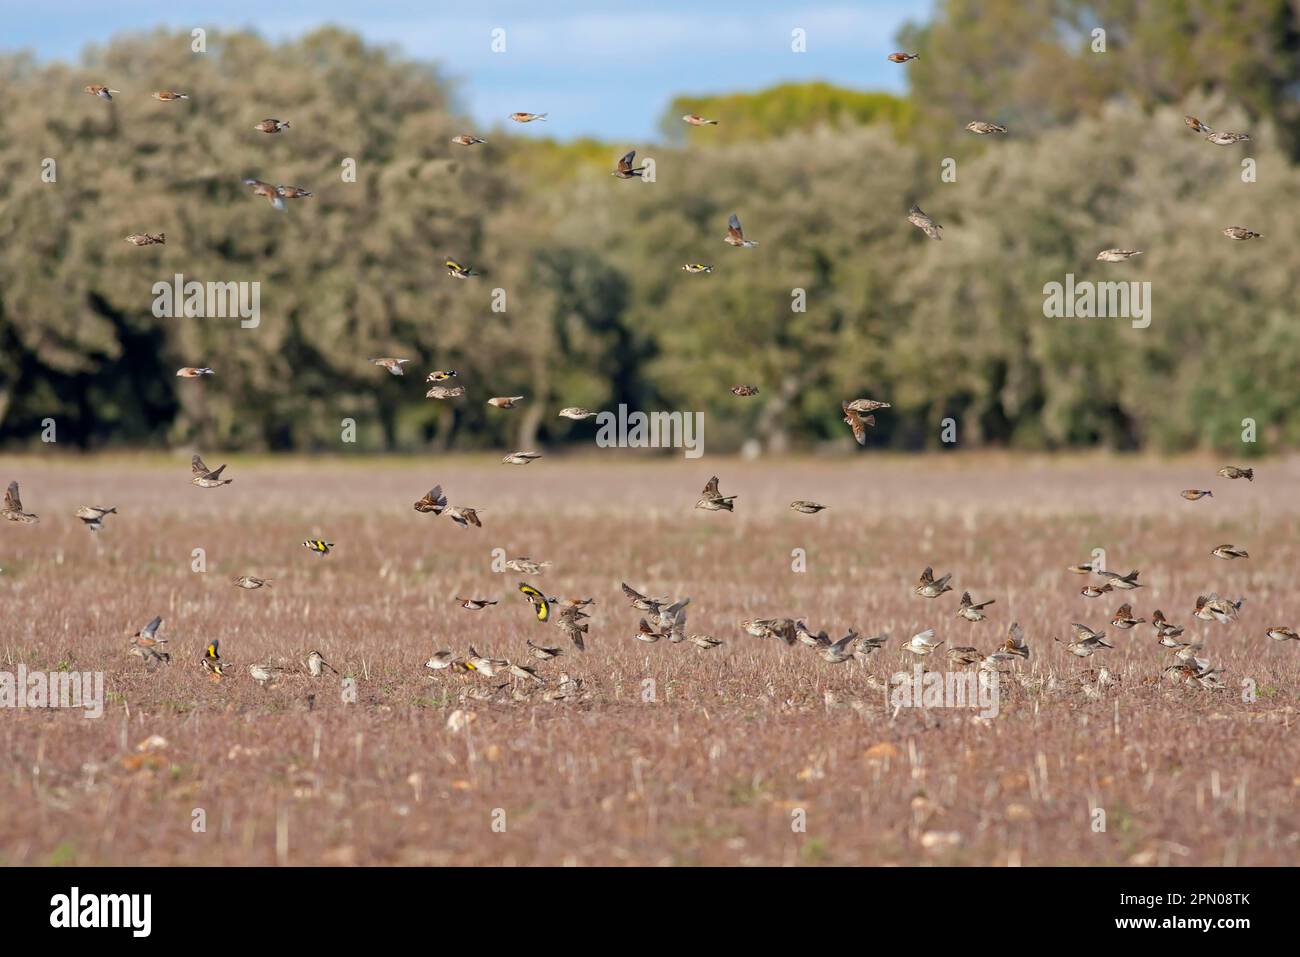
(2, 65, 1283, 696)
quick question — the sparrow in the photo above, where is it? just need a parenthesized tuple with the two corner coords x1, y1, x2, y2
(303, 539, 334, 556)
(445, 259, 479, 278)
(636, 618, 669, 643)
(688, 633, 723, 650)
(502, 451, 542, 465)
(1222, 226, 1261, 240)
(556, 605, 589, 651)
(622, 583, 669, 613)
(427, 370, 458, 382)
(457, 597, 497, 610)
(84, 85, 120, 100)
(275, 185, 312, 200)
(946, 646, 984, 667)
(1056, 628, 1113, 657)
(1151, 610, 1185, 641)
(413, 485, 447, 515)
(841, 400, 875, 445)
(915, 566, 953, 599)
(724, 213, 758, 247)
(682, 114, 719, 126)
(191, 455, 232, 488)
(176, 367, 213, 377)
(846, 398, 891, 414)
(907, 204, 942, 239)
(125, 233, 165, 246)
(1181, 489, 1213, 500)
(612, 150, 646, 179)
(488, 396, 524, 409)
(425, 650, 455, 672)
(509, 112, 547, 123)
(528, 640, 563, 660)
(1217, 466, 1253, 482)
(1211, 544, 1249, 560)
(233, 576, 271, 589)
(249, 663, 285, 686)
(253, 119, 290, 134)
(1097, 569, 1142, 590)
(507, 558, 551, 575)
(451, 134, 486, 146)
(243, 178, 286, 211)
(1206, 131, 1250, 145)
(1164, 663, 1223, 690)
(821, 630, 860, 664)
(731, 385, 759, 396)
(795, 620, 830, 648)
(901, 629, 944, 656)
(682, 264, 713, 274)
(1096, 249, 1142, 262)
(370, 358, 410, 375)
(965, 121, 1007, 135)
(152, 91, 189, 101)
(888, 52, 919, 63)
(558, 407, 597, 419)
(1081, 583, 1114, 598)
(1000, 623, 1030, 660)
(306, 650, 338, 677)
(1184, 115, 1213, 134)
(695, 475, 736, 511)
(790, 501, 829, 514)
(1110, 603, 1145, 629)
(741, 618, 798, 645)
(75, 505, 117, 532)
(1194, 594, 1244, 623)
(1266, 626, 1298, 642)
(852, 633, 889, 663)
(446, 506, 482, 529)
(426, 385, 465, 399)
(956, 591, 995, 622)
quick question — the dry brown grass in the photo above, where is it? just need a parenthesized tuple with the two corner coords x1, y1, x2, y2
(1, 452, 1298, 866)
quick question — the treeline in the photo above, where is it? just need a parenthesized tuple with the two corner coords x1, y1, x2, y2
(0, 7, 1296, 455)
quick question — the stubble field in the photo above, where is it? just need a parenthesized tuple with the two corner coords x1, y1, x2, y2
(1, 452, 1298, 866)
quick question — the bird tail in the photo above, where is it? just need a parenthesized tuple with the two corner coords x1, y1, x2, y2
(536, 114, 548, 121)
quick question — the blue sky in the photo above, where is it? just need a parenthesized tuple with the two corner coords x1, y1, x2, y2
(2, 1, 932, 141)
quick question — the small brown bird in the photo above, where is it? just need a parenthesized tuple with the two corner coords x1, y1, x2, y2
(741, 618, 798, 645)
(846, 398, 891, 414)
(307, 650, 338, 677)
(446, 506, 482, 529)
(502, 451, 542, 465)
(907, 204, 942, 240)
(125, 233, 166, 246)
(1151, 610, 1185, 641)
(276, 185, 312, 200)
(731, 385, 759, 397)
(622, 582, 668, 613)
(612, 150, 646, 179)
(1193, 594, 1244, 624)
(946, 646, 984, 667)
(1222, 226, 1261, 241)
(841, 400, 875, 445)
(556, 605, 589, 651)
(1211, 544, 1249, 560)
(1217, 466, 1253, 482)
(190, 454, 232, 488)
(527, 639, 563, 660)
(505, 558, 550, 575)
(1096, 249, 1142, 262)
(915, 566, 953, 599)
(457, 597, 498, 610)
(956, 591, 995, 622)
(451, 134, 486, 146)
(636, 618, 668, 643)
(1056, 627, 1113, 658)
(1181, 489, 1213, 501)
(253, 118, 290, 134)
(176, 367, 213, 377)
(488, 396, 524, 409)
(370, 357, 410, 376)
(1184, 115, 1213, 134)
(84, 85, 120, 100)
(724, 213, 758, 247)
(1206, 131, 1250, 145)
(413, 486, 448, 515)
(152, 91, 189, 101)
(790, 501, 829, 514)
(243, 178, 286, 211)
(426, 385, 465, 399)
(1097, 569, 1142, 591)
(1266, 626, 1298, 642)
(233, 576, 271, 589)
(1081, 583, 1114, 598)
(965, 121, 1007, 135)
(2, 481, 39, 524)
(682, 114, 719, 126)
(888, 52, 919, 63)
(509, 112, 547, 123)
(75, 505, 117, 531)
(688, 633, 723, 650)
(695, 475, 736, 512)
(1110, 603, 1145, 629)
(1000, 623, 1030, 660)
(902, 628, 944, 656)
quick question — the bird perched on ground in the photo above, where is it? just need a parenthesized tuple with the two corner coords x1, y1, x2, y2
(488, 396, 524, 409)
(1223, 226, 1261, 240)
(445, 259, 479, 278)
(965, 121, 1007, 135)
(370, 358, 410, 376)
(902, 629, 944, 656)
(1206, 131, 1250, 145)
(1096, 248, 1142, 262)
(731, 385, 759, 396)
(1217, 466, 1253, 481)
(1184, 115, 1213, 134)
(1181, 489, 1213, 500)
(253, 118, 290, 133)
(508, 558, 551, 575)
(201, 640, 223, 678)
(502, 451, 542, 465)
(907, 204, 942, 239)
(790, 501, 829, 514)
(249, 662, 286, 686)
(176, 367, 213, 377)
(888, 52, 919, 62)
(682, 264, 713, 274)
(1111, 603, 1145, 629)
(696, 475, 736, 512)
(191, 455, 232, 488)
(451, 134, 486, 146)
(956, 591, 995, 622)
(306, 650, 338, 677)
(233, 575, 271, 589)
(724, 213, 758, 247)
(682, 114, 719, 126)
(612, 150, 646, 179)
(1266, 626, 1298, 642)
(426, 385, 465, 399)
(242, 178, 285, 210)
(559, 407, 597, 419)
(303, 540, 334, 556)
(125, 233, 165, 246)
(425, 650, 455, 672)
(841, 400, 875, 445)
(84, 85, 120, 100)
(915, 566, 953, 599)
(509, 112, 547, 123)
(75, 505, 117, 532)
(1212, 544, 1249, 560)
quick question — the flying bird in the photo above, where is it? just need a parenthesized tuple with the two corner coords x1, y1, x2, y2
(243, 179, 286, 211)
(190, 455, 232, 488)
(682, 264, 713, 274)
(695, 475, 736, 512)
(901, 629, 944, 656)
(519, 582, 551, 622)
(682, 114, 719, 126)
(956, 591, 995, 622)
(612, 150, 646, 179)
(253, 119, 290, 134)
(731, 385, 759, 397)
(446, 259, 479, 278)
(559, 407, 597, 419)
(426, 385, 465, 399)
(84, 85, 119, 100)
(427, 370, 458, 382)
(1096, 249, 1142, 262)
(1181, 489, 1213, 501)
(1222, 226, 1261, 241)
(488, 396, 524, 409)
(233, 576, 271, 589)
(457, 597, 498, 610)
(176, 367, 213, 377)
(724, 213, 758, 247)
(451, 134, 486, 146)
(790, 501, 829, 514)
(152, 91, 189, 101)
(303, 540, 334, 556)
(75, 505, 117, 532)
(1217, 466, 1253, 482)
(1211, 544, 1249, 560)
(1205, 131, 1250, 145)
(1184, 115, 1213, 134)
(965, 121, 1007, 135)
(841, 400, 875, 445)
(509, 112, 547, 123)
(915, 566, 953, 599)
(907, 204, 942, 239)
(125, 233, 165, 246)
(370, 358, 410, 376)
(413, 486, 448, 515)
(888, 52, 919, 63)
(502, 451, 542, 465)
